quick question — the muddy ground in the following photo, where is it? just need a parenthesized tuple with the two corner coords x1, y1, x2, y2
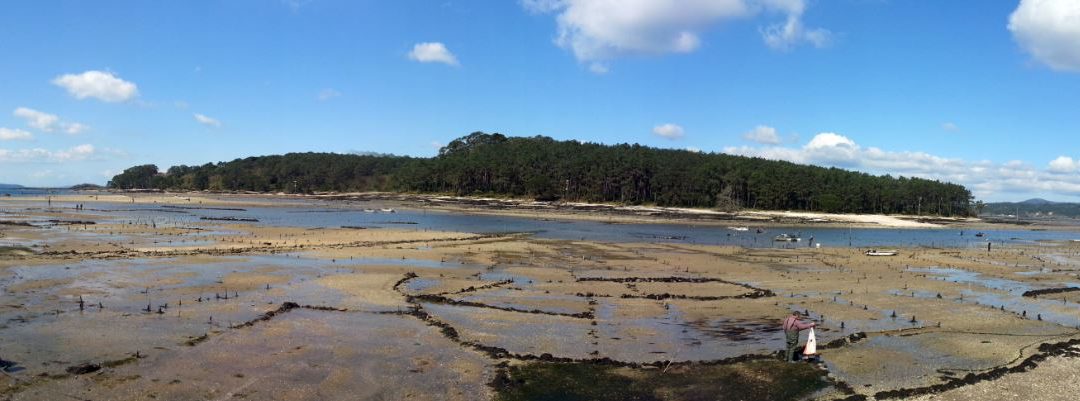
(4, 195, 1080, 400)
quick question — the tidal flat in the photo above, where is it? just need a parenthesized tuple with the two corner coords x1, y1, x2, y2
(4, 194, 1080, 400)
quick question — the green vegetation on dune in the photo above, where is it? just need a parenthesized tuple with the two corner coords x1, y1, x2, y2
(108, 132, 975, 216)
(492, 361, 831, 401)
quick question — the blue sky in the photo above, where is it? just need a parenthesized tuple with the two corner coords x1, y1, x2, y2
(1, 0, 1079, 201)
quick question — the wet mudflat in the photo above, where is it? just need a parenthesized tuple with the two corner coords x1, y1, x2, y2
(4, 195, 1080, 399)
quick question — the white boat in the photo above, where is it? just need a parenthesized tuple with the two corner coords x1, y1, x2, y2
(728, 226, 749, 231)
(774, 233, 801, 242)
(380, 208, 396, 213)
(363, 209, 375, 213)
(865, 250, 898, 256)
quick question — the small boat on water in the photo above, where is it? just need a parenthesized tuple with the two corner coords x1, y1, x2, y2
(866, 249, 898, 256)
(774, 233, 801, 242)
(728, 226, 749, 232)
(363, 209, 376, 213)
(380, 208, 396, 213)
(975, 232, 985, 237)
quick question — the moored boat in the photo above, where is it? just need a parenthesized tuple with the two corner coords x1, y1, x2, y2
(774, 233, 800, 242)
(865, 249, 898, 256)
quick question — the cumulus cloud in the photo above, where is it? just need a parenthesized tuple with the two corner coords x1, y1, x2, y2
(408, 42, 460, 66)
(13, 108, 59, 131)
(12, 107, 88, 134)
(1009, 0, 1080, 72)
(742, 125, 781, 144)
(52, 70, 138, 102)
(723, 132, 1080, 200)
(193, 113, 222, 128)
(0, 128, 34, 141)
(522, 0, 829, 68)
(0, 144, 100, 163)
(1048, 156, 1079, 173)
(652, 123, 685, 139)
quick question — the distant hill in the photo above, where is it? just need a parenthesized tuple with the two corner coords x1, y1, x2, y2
(0, 183, 25, 189)
(1019, 198, 1057, 205)
(984, 199, 1080, 219)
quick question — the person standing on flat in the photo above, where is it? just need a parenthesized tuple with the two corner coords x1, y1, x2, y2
(782, 311, 816, 362)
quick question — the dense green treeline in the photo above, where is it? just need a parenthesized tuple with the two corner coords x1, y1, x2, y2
(108, 153, 412, 193)
(109, 132, 975, 216)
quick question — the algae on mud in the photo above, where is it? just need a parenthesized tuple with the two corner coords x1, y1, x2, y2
(492, 360, 830, 401)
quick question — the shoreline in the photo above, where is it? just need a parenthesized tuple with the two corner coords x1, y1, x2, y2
(8, 190, 1078, 231)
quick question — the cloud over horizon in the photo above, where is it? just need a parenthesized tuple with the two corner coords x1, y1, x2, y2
(652, 123, 685, 139)
(0, 144, 104, 163)
(723, 132, 1080, 200)
(742, 125, 781, 144)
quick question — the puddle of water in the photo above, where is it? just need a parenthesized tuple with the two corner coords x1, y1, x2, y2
(349, 257, 479, 270)
(906, 266, 1080, 328)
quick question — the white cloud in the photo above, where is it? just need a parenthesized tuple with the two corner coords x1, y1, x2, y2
(52, 70, 139, 102)
(408, 42, 460, 66)
(759, 0, 831, 51)
(523, 0, 829, 67)
(52, 144, 97, 162)
(942, 122, 959, 132)
(193, 113, 222, 128)
(1009, 0, 1080, 72)
(13, 107, 59, 131)
(12, 107, 88, 134)
(0, 128, 33, 141)
(317, 88, 342, 101)
(0, 144, 100, 163)
(588, 62, 610, 74)
(723, 132, 1080, 200)
(742, 125, 781, 144)
(1048, 156, 1078, 173)
(686, 146, 702, 153)
(652, 123, 685, 139)
(63, 123, 89, 135)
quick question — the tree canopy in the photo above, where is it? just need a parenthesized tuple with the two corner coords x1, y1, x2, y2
(108, 132, 976, 216)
